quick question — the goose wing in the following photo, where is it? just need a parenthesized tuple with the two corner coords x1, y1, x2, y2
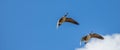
(81, 35, 88, 41)
(91, 33, 104, 39)
(81, 35, 90, 44)
(65, 18, 79, 25)
(56, 18, 64, 28)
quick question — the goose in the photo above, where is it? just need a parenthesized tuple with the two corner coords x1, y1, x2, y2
(81, 33, 104, 44)
(56, 13, 79, 28)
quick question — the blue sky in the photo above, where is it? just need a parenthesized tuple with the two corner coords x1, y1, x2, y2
(0, 0, 120, 50)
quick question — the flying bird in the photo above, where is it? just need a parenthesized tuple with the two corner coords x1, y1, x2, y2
(81, 33, 104, 44)
(56, 13, 79, 28)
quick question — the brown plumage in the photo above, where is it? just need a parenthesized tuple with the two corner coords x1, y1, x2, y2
(90, 33, 104, 39)
(56, 13, 79, 28)
(81, 33, 104, 44)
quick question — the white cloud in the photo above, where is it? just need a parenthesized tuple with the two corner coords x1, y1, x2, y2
(76, 33, 120, 50)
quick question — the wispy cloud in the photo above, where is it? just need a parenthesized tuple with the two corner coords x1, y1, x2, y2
(76, 33, 120, 50)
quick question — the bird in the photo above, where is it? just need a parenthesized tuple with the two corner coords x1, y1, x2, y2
(81, 33, 104, 44)
(56, 13, 79, 28)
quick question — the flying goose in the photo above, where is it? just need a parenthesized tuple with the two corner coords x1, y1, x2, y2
(81, 33, 104, 44)
(56, 13, 79, 28)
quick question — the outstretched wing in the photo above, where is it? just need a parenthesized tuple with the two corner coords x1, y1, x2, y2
(81, 35, 87, 41)
(81, 35, 89, 44)
(91, 33, 104, 39)
(65, 18, 79, 25)
(56, 18, 63, 28)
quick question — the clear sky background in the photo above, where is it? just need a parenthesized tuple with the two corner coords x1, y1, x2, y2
(0, 0, 120, 50)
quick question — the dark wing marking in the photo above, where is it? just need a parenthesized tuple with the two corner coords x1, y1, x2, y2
(65, 18, 79, 25)
(57, 18, 63, 27)
(81, 35, 89, 44)
(81, 35, 88, 41)
(91, 33, 104, 39)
